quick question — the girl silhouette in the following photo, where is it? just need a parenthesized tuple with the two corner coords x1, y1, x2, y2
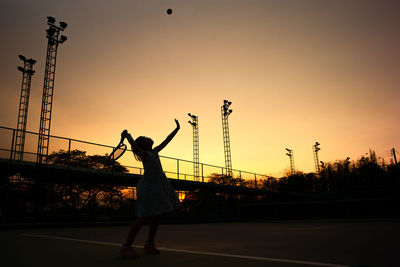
(120, 119, 181, 258)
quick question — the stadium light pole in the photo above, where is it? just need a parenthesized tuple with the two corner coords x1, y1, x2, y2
(13, 55, 36, 161)
(285, 148, 295, 175)
(37, 16, 68, 164)
(221, 100, 233, 177)
(188, 113, 199, 181)
(313, 142, 321, 174)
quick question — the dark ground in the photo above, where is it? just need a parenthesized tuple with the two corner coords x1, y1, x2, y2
(1, 219, 399, 267)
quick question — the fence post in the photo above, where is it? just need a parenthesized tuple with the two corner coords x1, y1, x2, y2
(177, 159, 180, 180)
(254, 174, 257, 189)
(10, 129, 16, 160)
(67, 139, 72, 168)
(201, 164, 204, 183)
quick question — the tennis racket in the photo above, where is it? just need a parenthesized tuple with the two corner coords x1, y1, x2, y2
(109, 130, 128, 161)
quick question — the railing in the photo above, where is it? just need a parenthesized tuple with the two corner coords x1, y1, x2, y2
(0, 125, 273, 188)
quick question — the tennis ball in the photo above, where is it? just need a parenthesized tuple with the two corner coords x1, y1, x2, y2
(167, 8, 172, 15)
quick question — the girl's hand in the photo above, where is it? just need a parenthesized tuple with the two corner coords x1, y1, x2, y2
(175, 119, 180, 130)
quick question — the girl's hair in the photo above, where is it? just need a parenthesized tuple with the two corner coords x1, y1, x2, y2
(132, 136, 148, 162)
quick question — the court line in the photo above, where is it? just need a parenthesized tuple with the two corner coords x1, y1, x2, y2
(21, 233, 349, 267)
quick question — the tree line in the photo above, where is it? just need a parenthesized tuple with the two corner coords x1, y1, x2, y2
(1, 149, 398, 223)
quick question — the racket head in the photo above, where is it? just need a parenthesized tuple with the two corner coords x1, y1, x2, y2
(109, 143, 127, 161)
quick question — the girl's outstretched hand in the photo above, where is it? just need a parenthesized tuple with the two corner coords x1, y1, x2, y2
(175, 119, 180, 130)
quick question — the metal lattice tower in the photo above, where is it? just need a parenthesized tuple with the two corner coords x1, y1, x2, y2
(313, 142, 321, 173)
(37, 16, 67, 164)
(13, 55, 36, 161)
(221, 100, 233, 177)
(188, 113, 199, 181)
(285, 148, 295, 175)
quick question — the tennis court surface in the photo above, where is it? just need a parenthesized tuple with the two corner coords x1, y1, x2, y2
(1, 219, 398, 267)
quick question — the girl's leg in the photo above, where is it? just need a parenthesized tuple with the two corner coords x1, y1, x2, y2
(124, 217, 143, 247)
(147, 215, 161, 244)
(144, 215, 161, 254)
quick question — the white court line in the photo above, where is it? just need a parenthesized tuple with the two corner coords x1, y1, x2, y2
(21, 233, 349, 267)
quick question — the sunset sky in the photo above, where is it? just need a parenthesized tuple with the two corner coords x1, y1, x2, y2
(0, 0, 399, 177)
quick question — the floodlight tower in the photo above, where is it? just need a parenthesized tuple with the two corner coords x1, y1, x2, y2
(313, 142, 321, 173)
(188, 113, 199, 181)
(221, 100, 233, 176)
(13, 55, 36, 161)
(37, 16, 67, 164)
(285, 148, 295, 175)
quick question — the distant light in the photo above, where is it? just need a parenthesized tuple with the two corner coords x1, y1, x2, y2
(315, 142, 320, 146)
(224, 100, 228, 104)
(47, 16, 56, 24)
(228, 109, 233, 113)
(17, 66, 25, 72)
(286, 148, 292, 152)
(286, 153, 291, 157)
(18, 55, 26, 61)
(59, 21, 67, 30)
(188, 113, 191, 117)
(26, 70, 35, 75)
(228, 101, 232, 106)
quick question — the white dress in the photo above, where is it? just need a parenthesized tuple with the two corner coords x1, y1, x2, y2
(136, 150, 181, 217)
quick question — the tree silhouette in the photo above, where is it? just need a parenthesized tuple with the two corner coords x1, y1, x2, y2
(33, 149, 129, 219)
(47, 149, 128, 172)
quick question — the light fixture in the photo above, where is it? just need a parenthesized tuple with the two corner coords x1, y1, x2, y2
(27, 59, 36, 64)
(18, 55, 26, 61)
(47, 16, 56, 24)
(46, 28, 56, 37)
(59, 35, 67, 43)
(59, 21, 67, 30)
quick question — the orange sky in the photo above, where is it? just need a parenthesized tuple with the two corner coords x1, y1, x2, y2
(0, 0, 399, 177)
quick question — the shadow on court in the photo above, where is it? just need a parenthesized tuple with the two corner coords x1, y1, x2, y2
(1, 219, 398, 267)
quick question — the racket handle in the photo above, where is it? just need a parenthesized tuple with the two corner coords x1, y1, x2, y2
(121, 129, 128, 139)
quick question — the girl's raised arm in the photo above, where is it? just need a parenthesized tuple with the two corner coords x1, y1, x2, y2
(125, 132, 146, 161)
(154, 119, 180, 153)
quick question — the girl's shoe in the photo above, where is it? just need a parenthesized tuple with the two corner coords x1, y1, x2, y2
(119, 247, 140, 258)
(144, 243, 161, 254)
